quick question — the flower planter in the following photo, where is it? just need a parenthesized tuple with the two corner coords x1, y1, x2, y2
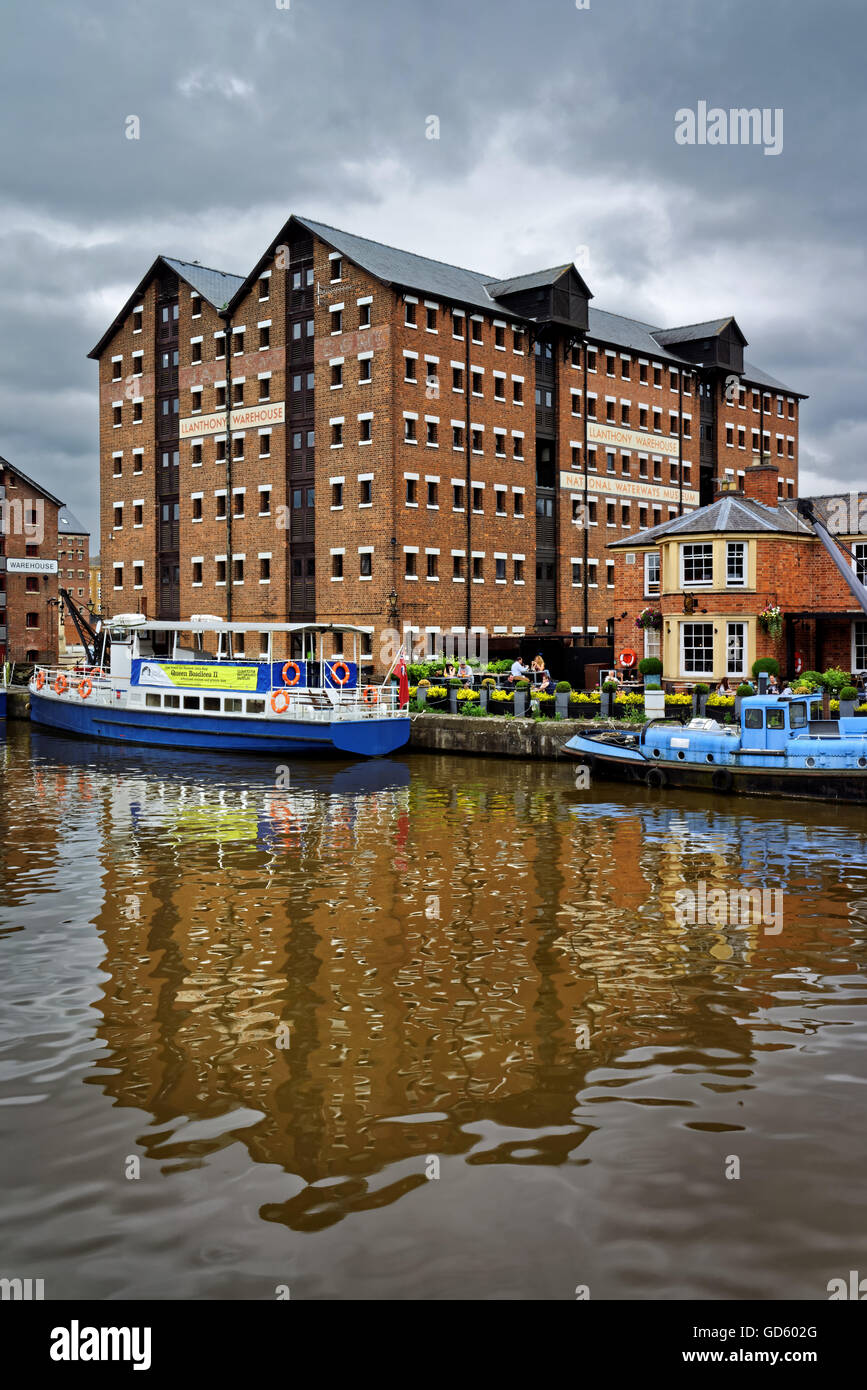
(840, 699, 856, 719)
(479, 687, 489, 711)
(416, 687, 427, 708)
(449, 689, 458, 715)
(600, 692, 613, 718)
(555, 692, 570, 718)
(692, 694, 708, 717)
(513, 691, 527, 717)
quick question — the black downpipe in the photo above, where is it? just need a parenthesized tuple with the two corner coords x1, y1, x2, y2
(582, 346, 589, 636)
(223, 312, 233, 632)
(464, 314, 472, 635)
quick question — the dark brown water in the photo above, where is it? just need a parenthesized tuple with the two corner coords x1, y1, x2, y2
(1, 719, 866, 1300)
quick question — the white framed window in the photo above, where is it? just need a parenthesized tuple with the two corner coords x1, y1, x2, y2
(644, 551, 660, 596)
(726, 622, 747, 678)
(681, 622, 715, 676)
(681, 542, 714, 587)
(726, 541, 747, 587)
(853, 542, 867, 586)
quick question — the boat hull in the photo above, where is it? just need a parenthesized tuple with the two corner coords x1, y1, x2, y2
(29, 692, 410, 758)
(564, 737, 867, 804)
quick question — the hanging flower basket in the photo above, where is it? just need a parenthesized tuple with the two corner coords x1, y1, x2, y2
(757, 604, 783, 639)
(635, 607, 663, 631)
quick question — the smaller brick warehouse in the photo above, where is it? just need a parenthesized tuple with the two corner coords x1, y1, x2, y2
(0, 455, 63, 666)
(610, 465, 867, 684)
(57, 506, 91, 651)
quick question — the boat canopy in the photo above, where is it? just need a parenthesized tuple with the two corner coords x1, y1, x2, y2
(104, 618, 373, 636)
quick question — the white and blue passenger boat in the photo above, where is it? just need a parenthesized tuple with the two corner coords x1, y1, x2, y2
(565, 694, 867, 803)
(28, 615, 410, 759)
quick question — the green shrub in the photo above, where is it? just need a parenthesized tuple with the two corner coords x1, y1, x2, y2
(751, 657, 780, 677)
(485, 658, 513, 674)
(638, 657, 663, 676)
(736, 683, 754, 696)
(602, 679, 619, 692)
(822, 667, 852, 694)
(481, 677, 496, 687)
(693, 682, 710, 695)
(839, 685, 858, 702)
(515, 679, 530, 689)
(799, 670, 823, 691)
(555, 680, 572, 693)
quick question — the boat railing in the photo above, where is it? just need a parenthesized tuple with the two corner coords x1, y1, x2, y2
(31, 665, 115, 699)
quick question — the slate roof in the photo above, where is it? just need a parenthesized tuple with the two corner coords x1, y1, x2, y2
(655, 317, 739, 345)
(484, 264, 577, 297)
(608, 494, 813, 549)
(162, 258, 244, 311)
(0, 453, 64, 508)
(58, 506, 89, 536)
(292, 216, 514, 316)
(88, 218, 805, 397)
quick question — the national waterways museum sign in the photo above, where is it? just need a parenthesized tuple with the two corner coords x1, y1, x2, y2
(560, 471, 700, 508)
(179, 402, 286, 440)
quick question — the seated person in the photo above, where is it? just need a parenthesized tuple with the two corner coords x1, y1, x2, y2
(537, 669, 555, 694)
(441, 661, 457, 680)
(508, 657, 532, 684)
(716, 677, 732, 695)
(457, 660, 473, 687)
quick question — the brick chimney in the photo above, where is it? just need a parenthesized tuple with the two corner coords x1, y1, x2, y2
(742, 463, 780, 508)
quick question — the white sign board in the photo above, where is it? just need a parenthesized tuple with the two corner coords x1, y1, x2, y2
(179, 401, 286, 440)
(6, 557, 58, 575)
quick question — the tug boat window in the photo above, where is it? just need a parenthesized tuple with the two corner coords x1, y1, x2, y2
(183, 696, 201, 711)
(146, 694, 161, 708)
(744, 708, 764, 730)
(246, 699, 265, 714)
(767, 708, 786, 730)
(225, 698, 242, 713)
(790, 704, 807, 728)
(164, 694, 180, 709)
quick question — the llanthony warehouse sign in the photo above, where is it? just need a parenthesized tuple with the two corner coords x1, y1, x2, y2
(179, 402, 286, 440)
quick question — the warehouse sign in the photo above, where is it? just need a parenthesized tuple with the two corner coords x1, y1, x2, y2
(560, 471, 700, 508)
(179, 401, 286, 440)
(587, 421, 681, 459)
(5, 557, 58, 575)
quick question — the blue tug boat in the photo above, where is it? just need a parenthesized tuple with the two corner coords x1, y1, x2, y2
(564, 694, 867, 803)
(28, 614, 410, 759)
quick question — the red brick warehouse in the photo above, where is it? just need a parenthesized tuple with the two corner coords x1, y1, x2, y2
(0, 456, 63, 667)
(89, 217, 805, 667)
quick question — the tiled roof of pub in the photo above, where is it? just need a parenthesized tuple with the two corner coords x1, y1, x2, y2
(609, 494, 813, 548)
(58, 506, 89, 536)
(162, 258, 245, 310)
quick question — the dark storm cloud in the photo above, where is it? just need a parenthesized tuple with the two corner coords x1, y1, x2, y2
(1, 0, 865, 537)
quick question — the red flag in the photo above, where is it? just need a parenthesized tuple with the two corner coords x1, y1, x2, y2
(397, 656, 409, 708)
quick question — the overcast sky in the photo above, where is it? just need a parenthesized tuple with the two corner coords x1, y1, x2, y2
(1, 0, 864, 543)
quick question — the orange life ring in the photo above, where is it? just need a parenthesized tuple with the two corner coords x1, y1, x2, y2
(35, 670, 45, 690)
(794, 651, 804, 676)
(53, 674, 68, 695)
(78, 678, 93, 699)
(282, 660, 301, 687)
(331, 661, 351, 687)
(271, 688, 291, 714)
(620, 648, 638, 669)
(362, 686, 379, 705)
